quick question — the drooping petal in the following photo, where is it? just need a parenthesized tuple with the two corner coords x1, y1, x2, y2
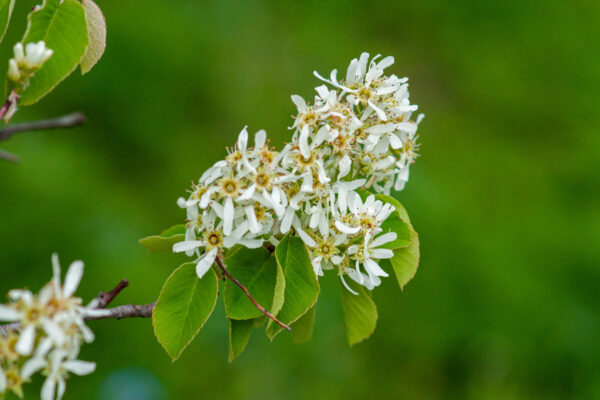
(335, 221, 360, 235)
(371, 248, 394, 259)
(371, 232, 397, 247)
(21, 357, 47, 379)
(63, 360, 96, 376)
(41, 376, 56, 400)
(340, 273, 358, 295)
(196, 248, 218, 278)
(364, 259, 389, 278)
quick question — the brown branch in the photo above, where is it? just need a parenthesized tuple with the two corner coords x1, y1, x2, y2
(1, 257, 292, 336)
(86, 302, 156, 321)
(0, 112, 86, 142)
(215, 256, 291, 331)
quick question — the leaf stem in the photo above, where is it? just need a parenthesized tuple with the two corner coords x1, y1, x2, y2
(215, 256, 291, 331)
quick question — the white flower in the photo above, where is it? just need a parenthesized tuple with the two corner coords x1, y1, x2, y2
(346, 231, 396, 289)
(7, 41, 53, 83)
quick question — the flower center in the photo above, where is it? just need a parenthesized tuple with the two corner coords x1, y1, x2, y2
(220, 178, 239, 196)
(206, 231, 222, 247)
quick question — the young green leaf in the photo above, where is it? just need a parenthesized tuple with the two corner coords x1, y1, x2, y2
(340, 279, 378, 346)
(377, 196, 420, 289)
(291, 304, 316, 344)
(224, 247, 280, 320)
(80, 0, 106, 75)
(139, 224, 186, 253)
(228, 319, 253, 362)
(0, 0, 15, 43)
(153, 263, 218, 361)
(383, 233, 420, 289)
(19, 0, 89, 105)
(266, 235, 319, 340)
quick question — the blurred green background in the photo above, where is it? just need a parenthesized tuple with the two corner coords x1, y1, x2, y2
(1, 0, 599, 399)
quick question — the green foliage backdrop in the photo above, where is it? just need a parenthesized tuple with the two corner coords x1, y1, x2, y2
(0, 0, 598, 398)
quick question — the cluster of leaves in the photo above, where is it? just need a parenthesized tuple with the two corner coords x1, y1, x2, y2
(141, 190, 419, 362)
(0, 0, 106, 106)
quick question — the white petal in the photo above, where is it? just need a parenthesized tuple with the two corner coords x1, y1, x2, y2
(63, 260, 84, 297)
(237, 126, 248, 151)
(299, 125, 310, 159)
(238, 184, 256, 201)
(51, 253, 61, 293)
(244, 206, 260, 233)
(340, 274, 358, 295)
(301, 172, 313, 193)
(41, 377, 56, 400)
(335, 221, 360, 234)
(196, 248, 218, 278)
(16, 324, 36, 355)
(21, 357, 47, 379)
(368, 100, 387, 121)
(0, 368, 6, 393)
(223, 197, 234, 235)
(338, 155, 351, 180)
(0, 305, 21, 321)
(372, 248, 394, 259)
(280, 207, 295, 234)
(291, 95, 307, 112)
(372, 232, 397, 247)
(254, 129, 266, 149)
(173, 240, 203, 253)
(364, 259, 389, 278)
(63, 360, 96, 376)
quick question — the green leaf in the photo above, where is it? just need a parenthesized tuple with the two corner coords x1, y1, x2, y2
(292, 304, 316, 343)
(0, 0, 15, 43)
(19, 0, 89, 105)
(266, 235, 319, 340)
(340, 279, 378, 346)
(382, 233, 420, 289)
(153, 263, 218, 361)
(80, 0, 106, 74)
(228, 319, 253, 362)
(224, 247, 280, 320)
(379, 211, 411, 250)
(139, 224, 186, 253)
(160, 224, 186, 236)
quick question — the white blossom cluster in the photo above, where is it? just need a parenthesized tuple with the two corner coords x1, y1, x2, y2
(175, 52, 423, 294)
(0, 255, 104, 400)
(7, 41, 53, 84)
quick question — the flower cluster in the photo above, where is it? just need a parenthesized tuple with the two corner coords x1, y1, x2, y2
(175, 52, 423, 293)
(2, 41, 53, 122)
(0, 255, 103, 400)
(7, 41, 53, 84)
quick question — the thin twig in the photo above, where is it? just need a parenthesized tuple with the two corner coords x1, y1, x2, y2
(215, 256, 291, 331)
(0, 148, 19, 163)
(0, 112, 86, 141)
(96, 279, 130, 309)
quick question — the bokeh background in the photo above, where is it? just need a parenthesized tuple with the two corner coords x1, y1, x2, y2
(1, 0, 599, 399)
